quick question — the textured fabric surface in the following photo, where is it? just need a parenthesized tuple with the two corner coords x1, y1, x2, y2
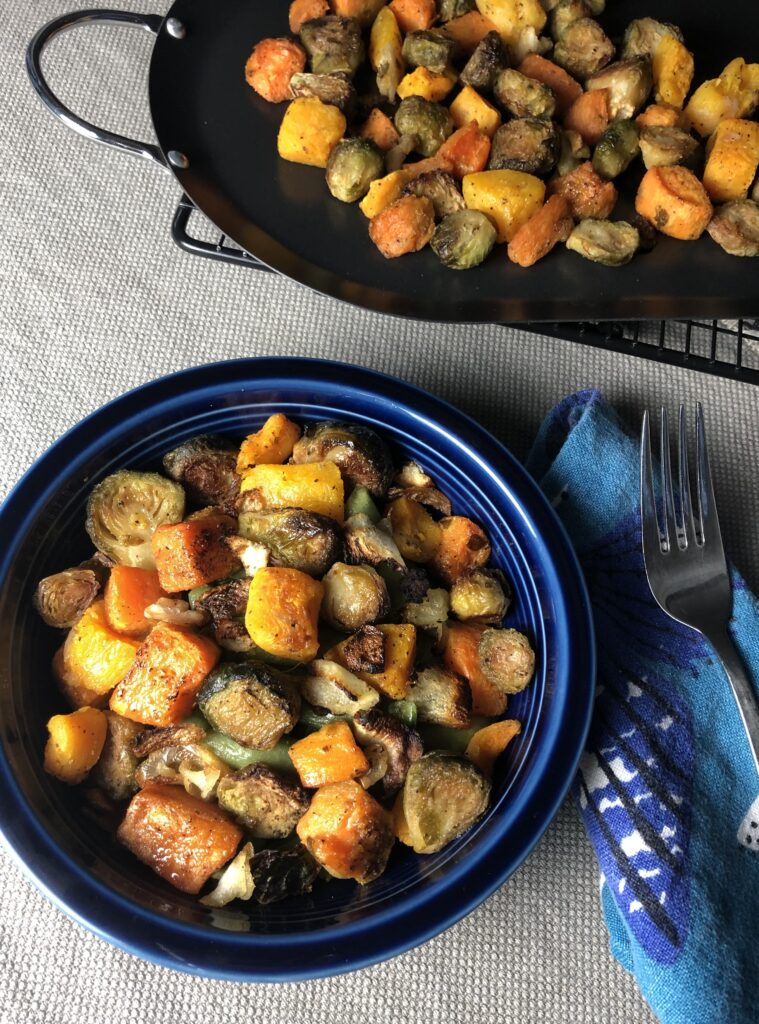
(2, 3, 759, 1023)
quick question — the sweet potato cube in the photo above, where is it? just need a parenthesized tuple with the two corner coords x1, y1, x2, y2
(289, 721, 370, 787)
(442, 621, 507, 716)
(104, 566, 167, 637)
(117, 785, 243, 894)
(389, 0, 436, 33)
(109, 622, 220, 727)
(236, 414, 302, 475)
(245, 38, 307, 104)
(507, 194, 574, 267)
(289, 0, 329, 34)
(547, 161, 618, 221)
(326, 623, 416, 700)
(438, 122, 493, 177)
(564, 89, 610, 146)
(635, 165, 712, 240)
(245, 566, 323, 662)
(359, 108, 400, 152)
(151, 514, 239, 592)
(43, 707, 108, 784)
(465, 718, 521, 777)
(428, 515, 491, 584)
(442, 11, 498, 54)
(239, 461, 344, 522)
(449, 86, 502, 138)
(62, 600, 141, 697)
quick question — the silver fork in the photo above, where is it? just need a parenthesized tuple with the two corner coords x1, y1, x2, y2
(640, 404, 759, 777)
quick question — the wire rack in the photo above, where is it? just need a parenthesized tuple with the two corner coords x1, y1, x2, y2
(172, 196, 759, 386)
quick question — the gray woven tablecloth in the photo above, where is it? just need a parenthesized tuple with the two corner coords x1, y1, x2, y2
(2, 5, 759, 1022)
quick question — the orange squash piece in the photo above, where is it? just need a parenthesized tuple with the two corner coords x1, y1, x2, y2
(245, 566, 323, 661)
(288, 0, 329, 33)
(43, 706, 108, 784)
(104, 566, 167, 636)
(465, 718, 521, 777)
(428, 515, 491, 585)
(442, 621, 507, 716)
(442, 11, 497, 53)
(236, 413, 302, 475)
(62, 600, 141, 697)
(53, 644, 109, 709)
(151, 513, 239, 592)
(389, 0, 435, 33)
(245, 38, 307, 104)
(359, 108, 401, 152)
(109, 622, 220, 727)
(635, 165, 713, 240)
(438, 122, 493, 176)
(289, 721, 370, 788)
(325, 623, 416, 700)
(507, 194, 574, 267)
(517, 54, 582, 117)
(117, 785, 243, 894)
(564, 89, 610, 146)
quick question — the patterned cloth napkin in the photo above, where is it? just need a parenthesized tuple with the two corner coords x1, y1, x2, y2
(526, 391, 759, 1024)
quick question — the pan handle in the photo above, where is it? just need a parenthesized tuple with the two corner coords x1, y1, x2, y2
(26, 9, 166, 167)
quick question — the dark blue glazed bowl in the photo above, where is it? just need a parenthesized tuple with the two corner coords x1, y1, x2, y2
(0, 358, 594, 981)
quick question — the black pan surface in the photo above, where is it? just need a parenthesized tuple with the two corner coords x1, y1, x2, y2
(149, 0, 758, 321)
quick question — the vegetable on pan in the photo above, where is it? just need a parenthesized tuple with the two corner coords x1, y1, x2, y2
(635, 165, 713, 240)
(390, 0, 437, 34)
(586, 58, 653, 121)
(200, 841, 255, 908)
(636, 103, 679, 129)
(566, 218, 640, 266)
(62, 600, 141, 698)
(441, 621, 507, 716)
(702, 119, 759, 203)
(620, 18, 682, 62)
(549, 0, 589, 41)
(441, 10, 495, 54)
(400, 170, 466, 218)
(478, 626, 535, 694)
(493, 69, 556, 120)
(399, 752, 490, 853)
(103, 565, 167, 637)
(326, 622, 416, 699)
(507, 192, 575, 267)
(652, 35, 693, 110)
(300, 16, 365, 76)
(592, 119, 640, 181)
(400, 585, 450, 637)
(394, 96, 454, 156)
(289, 720, 369, 787)
(402, 30, 457, 73)
(437, 122, 493, 176)
(197, 661, 301, 750)
(639, 125, 699, 170)
(216, 765, 310, 837)
(547, 160, 617, 220)
(563, 88, 610, 146)
(475, 0, 546, 50)
(289, 0, 329, 35)
(428, 515, 491, 584)
(237, 414, 301, 476)
(92, 711, 141, 800)
(387, 496, 442, 562)
(134, 730, 228, 801)
(460, 31, 507, 91)
(292, 420, 394, 498)
(410, 666, 472, 728)
(438, 0, 476, 19)
(517, 54, 583, 117)
(34, 567, 101, 629)
(397, 66, 458, 102)
(244, 38, 307, 103)
(706, 199, 759, 257)
(353, 707, 424, 797)
(162, 435, 240, 513)
(251, 844, 320, 903)
(553, 18, 614, 81)
(205, 732, 297, 774)
(370, 5, 405, 101)
(151, 513, 240, 593)
(43, 707, 107, 785)
(277, 97, 347, 168)
(344, 513, 405, 567)
(332, 0, 387, 27)
(244, 561, 323, 662)
(462, 169, 545, 243)
(449, 86, 502, 138)
(326, 138, 385, 202)
(683, 58, 759, 138)
(371, 195, 437, 257)
(238, 507, 343, 577)
(488, 118, 561, 176)
(431, 208, 497, 268)
(360, 107, 401, 151)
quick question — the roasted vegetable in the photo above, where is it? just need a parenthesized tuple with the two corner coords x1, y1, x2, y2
(386, 698, 418, 728)
(592, 119, 640, 180)
(387, 496, 442, 561)
(321, 562, 390, 631)
(475, 0, 546, 49)
(360, 107, 401, 152)
(547, 159, 617, 219)
(639, 126, 699, 170)
(205, 732, 296, 774)
(91, 711, 141, 800)
(345, 513, 405, 567)
(277, 97, 347, 168)
(438, 0, 475, 19)
(565, 219, 639, 266)
(549, 0, 589, 40)
(397, 66, 458, 102)
(401, 752, 490, 853)
(353, 707, 424, 796)
(621, 18, 682, 61)
(636, 103, 680, 129)
(245, 566, 323, 661)
(369, 6, 405, 101)
(385, 133, 420, 173)
(290, 720, 369, 787)
(442, 10, 495, 53)
(479, 626, 535, 694)
(586, 58, 653, 121)
(296, 779, 394, 883)
(391, 0, 437, 33)
(652, 35, 693, 111)
(401, 170, 466, 217)
(359, 742, 390, 788)
(326, 139, 384, 204)
(85, 470, 185, 569)
(200, 841, 254, 908)
(635, 165, 713, 240)
(251, 844, 320, 903)
(450, 566, 510, 622)
(300, 16, 364, 76)
(62, 599, 141, 697)
(34, 567, 101, 629)
(289, 72, 356, 118)
(238, 507, 343, 577)
(564, 88, 610, 146)
(301, 658, 381, 715)
(702, 119, 759, 203)
(428, 515, 491, 584)
(494, 69, 556, 120)
(507, 192, 574, 266)
(517, 54, 583, 117)
(245, 38, 307, 103)
(117, 785, 242, 894)
(684, 58, 759, 138)
(394, 96, 455, 157)
(240, 461, 345, 522)
(216, 765, 310, 837)
(388, 470, 453, 516)
(43, 707, 107, 785)
(103, 565, 167, 637)
(370, 193, 438, 257)
(237, 414, 301, 476)
(135, 735, 228, 801)
(162, 435, 240, 512)
(462, 169, 545, 242)
(403, 30, 456, 74)
(197, 661, 301, 750)
(465, 718, 521, 777)
(343, 486, 381, 524)
(332, 0, 387, 26)
(449, 85, 502, 138)
(110, 622, 220, 727)
(151, 513, 239, 592)
(336, 623, 386, 674)
(430, 209, 497, 268)
(292, 421, 394, 499)
(290, 0, 329, 34)
(488, 118, 561, 175)
(327, 622, 416, 699)
(553, 19, 614, 81)
(460, 31, 507, 92)
(706, 199, 759, 257)
(410, 666, 471, 728)
(401, 586, 450, 637)
(441, 621, 507, 715)
(52, 644, 106, 710)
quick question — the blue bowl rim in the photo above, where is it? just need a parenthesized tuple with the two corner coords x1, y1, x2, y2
(0, 356, 595, 981)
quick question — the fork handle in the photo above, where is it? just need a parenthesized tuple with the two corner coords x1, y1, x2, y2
(705, 628, 759, 777)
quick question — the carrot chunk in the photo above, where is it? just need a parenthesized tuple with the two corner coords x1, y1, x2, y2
(507, 195, 574, 267)
(289, 0, 329, 33)
(151, 513, 239, 592)
(289, 721, 370, 787)
(245, 38, 306, 103)
(517, 54, 582, 117)
(441, 621, 507, 717)
(564, 89, 610, 146)
(104, 566, 167, 637)
(369, 196, 436, 259)
(389, 0, 436, 33)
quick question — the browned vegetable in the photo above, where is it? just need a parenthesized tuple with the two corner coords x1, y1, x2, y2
(635, 165, 713, 240)
(547, 160, 618, 220)
(245, 38, 307, 103)
(428, 515, 491, 584)
(369, 195, 436, 258)
(507, 194, 574, 266)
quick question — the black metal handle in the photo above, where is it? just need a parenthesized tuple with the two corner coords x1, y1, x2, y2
(26, 8, 166, 167)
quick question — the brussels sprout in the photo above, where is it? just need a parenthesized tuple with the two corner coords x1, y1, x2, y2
(549, 0, 590, 40)
(321, 562, 390, 631)
(197, 662, 301, 750)
(394, 96, 454, 157)
(385, 133, 418, 173)
(402, 30, 456, 74)
(556, 128, 591, 176)
(488, 118, 561, 175)
(401, 170, 466, 218)
(86, 470, 185, 569)
(479, 627, 535, 694)
(437, 0, 475, 19)
(251, 845, 320, 904)
(353, 708, 424, 797)
(301, 659, 380, 715)
(192, 577, 250, 620)
(292, 420, 394, 498)
(410, 666, 472, 728)
(344, 485, 381, 523)
(162, 435, 239, 513)
(460, 31, 508, 92)
(326, 138, 385, 203)
(375, 561, 430, 614)
(217, 765, 310, 837)
(338, 623, 386, 674)
(401, 752, 490, 853)
(494, 69, 556, 120)
(431, 210, 497, 269)
(566, 219, 640, 265)
(450, 567, 511, 623)
(553, 18, 614, 80)
(34, 568, 100, 628)
(345, 513, 405, 567)
(91, 712, 141, 801)
(288, 71, 357, 116)
(706, 200, 759, 257)
(586, 58, 653, 121)
(300, 16, 364, 77)
(621, 18, 683, 61)
(592, 119, 640, 180)
(237, 507, 344, 577)
(639, 125, 699, 170)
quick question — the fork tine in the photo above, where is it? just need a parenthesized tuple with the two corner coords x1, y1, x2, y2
(696, 403, 725, 552)
(678, 404, 695, 548)
(640, 410, 661, 556)
(660, 408, 678, 551)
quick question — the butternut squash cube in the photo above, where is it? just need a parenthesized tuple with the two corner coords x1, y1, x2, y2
(397, 67, 457, 102)
(239, 461, 344, 522)
(462, 170, 545, 242)
(43, 707, 108, 784)
(449, 85, 502, 138)
(245, 566, 323, 661)
(62, 600, 141, 697)
(326, 623, 416, 700)
(703, 118, 759, 203)
(289, 721, 369, 787)
(277, 97, 347, 168)
(236, 414, 302, 475)
(652, 35, 694, 110)
(151, 513, 239, 592)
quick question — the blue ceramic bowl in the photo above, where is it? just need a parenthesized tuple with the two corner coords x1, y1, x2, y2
(0, 358, 594, 981)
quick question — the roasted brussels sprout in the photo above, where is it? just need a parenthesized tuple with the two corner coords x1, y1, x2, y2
(193, 577, 250, 620)
(299, 16, 364, 77)
(437, 0, 475, 19)
(292, 420, 393, 498)
(321, 562, 390, 631)
(450, 567, 511, 623)
(34, 568, 100, 628)
(586, 58, 653, 121)
(394, 96, 454, 157)
(91, 712, 141, 801)
(301, 658, 381, 715)
(339, 623, 386, 674)
(621, 18, 683, 61)
(86, 470, 185, 569)
(706, 200, 759, 257)
(288, 71, 357, 116)
(410, 666, 472, 728)
(494, 69, 556, 120)
(460, 32, 508, 92)
(344, 513, 405, 567)
(162, 435, 239, 513)
(488, 118, 561, 175)
(553, 18, 614, 81)
(639, 125, 699, 170)
(479, 627, 535, 694)
(251, 845, 320, 904)
(592, 119, 640, 180)
(566, 219, 640, 265)
(344, 485, 381, 523)
(430, 210, 497, 269)
(353, 707, 424, 797)
(556, 128, 591, 176)
(401, 170, 466, 218)
(385, 132, 419, 172)
(402, 30, 456, 74)
(216, 764, 310, 837)
(401, 752, 490, 854)
(326, 138, 385, 203)
(197, 662, 301, 750)
(549, 0, 590, 39)
(237, 507, 344, 577)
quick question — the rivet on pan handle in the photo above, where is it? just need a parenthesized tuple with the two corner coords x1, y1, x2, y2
(26, 9, 167, 168)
